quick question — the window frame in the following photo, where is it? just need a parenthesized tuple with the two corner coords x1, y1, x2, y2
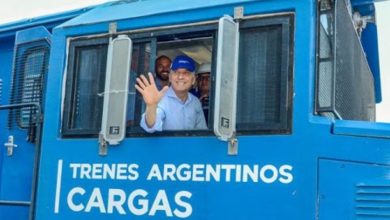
(60, 13, 294, 138)
(61, 37, 109, 136)
(235, 15, 294, 135)
(8, 40, 50, 129)
(126, 25, 218, 137)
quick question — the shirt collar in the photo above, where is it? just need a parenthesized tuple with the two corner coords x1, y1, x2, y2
(167, 87, 192, 105)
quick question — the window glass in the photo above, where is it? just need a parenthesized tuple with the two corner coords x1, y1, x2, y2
(73, 46, 107, 130)
(63, 38, 153, 136)
(62, 40, 108, 135)
(236, 21, 291, 132)
(19, 49, 47, 127)
(8, 44, 49, 129)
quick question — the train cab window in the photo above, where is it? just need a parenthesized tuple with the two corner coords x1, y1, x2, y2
(126, 33, 214, 135)
(236, 18, 293, 133)
(62, 38, 108, 136)
(62, 15, 293, 138)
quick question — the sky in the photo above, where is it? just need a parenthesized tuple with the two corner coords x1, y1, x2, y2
(0, 0, 389, 121)
(375, 1, 390, 122)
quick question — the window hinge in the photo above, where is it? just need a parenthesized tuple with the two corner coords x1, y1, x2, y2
(228, 137, 238, 155)
(109, 22, 117, 34)
(98, 133, 108, 156)
(234, 6, 244, 21)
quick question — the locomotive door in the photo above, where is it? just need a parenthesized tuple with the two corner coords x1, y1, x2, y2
(0, 26, 51, 220)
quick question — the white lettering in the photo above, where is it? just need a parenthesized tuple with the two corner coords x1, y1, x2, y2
(235, 165, 242, 182)
(85, 188, 106, 213)
(242, 165, 258, 182)
(260, 165, 278, 184)
(103, 164, 115, 179)
(177, 164, 191, 181)
(92, 164, 103, 179)
(65, 188, 193, 218)
(80, 164, 92, 179)
(163, 164, 176, 181)
(67, 187, 85, 212)
(107, 189, 126, 214)
(192, 164, 205, 182)
(279, 165, 293, 184)
(128, 164, 139, 180)
(221, 165, 235, 182)
(147, 164, 162, 181)
(116, 164, 128, 180)
(128, 189, 148, 215)
(149, 190, 172, 217)
(69, 164, 81, 179)
(205, 164, 220, 182)
(173, 191, 192, 218)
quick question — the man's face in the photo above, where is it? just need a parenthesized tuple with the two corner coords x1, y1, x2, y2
(156, 57, 171, 81)
(197, 72, 210, 93)
(170, 68, 195, 93)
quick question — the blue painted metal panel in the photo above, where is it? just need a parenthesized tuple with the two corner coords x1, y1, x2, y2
(0, 41, 32, 219)
(35, 137, 310, 219)
(15, 26, 51, 45)
(319, 159, 390, 219)
(59, 0, 257, 28)
(0, 39, 14, 205)
(362, 23, 382, 103)
(333, 120, 390, 138)
(0, 26, 51, 220)
(0, 5, 99, 39)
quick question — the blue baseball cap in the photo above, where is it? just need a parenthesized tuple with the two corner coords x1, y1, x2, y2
(171, 55, 196, 72)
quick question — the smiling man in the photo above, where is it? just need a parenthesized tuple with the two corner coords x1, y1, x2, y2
(135, 55, 207, 132)
(154, 55, 171, 90)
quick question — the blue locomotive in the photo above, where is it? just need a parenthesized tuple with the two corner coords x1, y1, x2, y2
(0, 0, 389, 219)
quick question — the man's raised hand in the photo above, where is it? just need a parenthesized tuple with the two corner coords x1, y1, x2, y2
(135, 72, 168, 106)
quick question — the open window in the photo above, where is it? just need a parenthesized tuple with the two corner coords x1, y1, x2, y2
(125, 25, 216, 136)
(62, 14, 293, 138)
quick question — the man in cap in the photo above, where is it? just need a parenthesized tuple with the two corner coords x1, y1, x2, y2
(196, 63, 211, 124)
(135, 55, 207, 132)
